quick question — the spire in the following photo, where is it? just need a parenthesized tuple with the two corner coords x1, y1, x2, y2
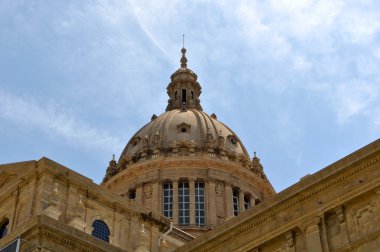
(180, 48, 187, 68)
(180, 34, 187, 68)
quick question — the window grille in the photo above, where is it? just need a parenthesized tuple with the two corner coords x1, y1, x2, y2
(163, 183, 173, 218)
(91, 220, 110, 242)
(195, 182, 205, 226)
(232, 189, 240, 216)
(178, 181, 190, 225)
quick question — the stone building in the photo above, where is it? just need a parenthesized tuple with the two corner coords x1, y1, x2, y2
(0, 48, 379, 252)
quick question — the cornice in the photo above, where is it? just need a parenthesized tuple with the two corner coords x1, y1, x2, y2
(176, 145, 380, 252)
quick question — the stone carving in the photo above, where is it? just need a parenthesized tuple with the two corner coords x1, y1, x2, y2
(215, 183, 224, 197)
(143, 135, 149, 150)
(152, 131, 161, 147)
(144, 184, 152, 199)
(350, 200, 377, 237)
(285, 231, 294, 248)
(44, 182, 61, 220)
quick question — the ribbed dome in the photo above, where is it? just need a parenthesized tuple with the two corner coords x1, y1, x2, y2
(118, 109, 250, 166)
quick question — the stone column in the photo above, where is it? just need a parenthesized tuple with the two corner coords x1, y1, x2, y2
(239, 190, 245, 213)
(207, 180, 217, 226)
(173, 180, 179, 225)
(320, 215, 329, 252)
(225, 183, 233, 218)
(189, 178, 195, 225)
(305, 217, 323, 252)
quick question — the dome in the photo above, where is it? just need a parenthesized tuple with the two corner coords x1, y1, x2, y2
(102, 47, 275, 237)
(118, 109, 250, 166)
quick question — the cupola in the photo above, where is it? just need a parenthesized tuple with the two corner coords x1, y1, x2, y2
(166, 47, 203, 111)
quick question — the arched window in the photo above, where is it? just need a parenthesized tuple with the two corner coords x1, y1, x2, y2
(232, 189, 240, 216)
(195, 182, 205, 226)
(91, 220, 110, 242)
(163, 182, 173, 218)
(178, 181, 190, 225)
(0, 218, 9, 239)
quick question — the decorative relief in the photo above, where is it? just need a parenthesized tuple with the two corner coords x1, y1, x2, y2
(215, 183, 224, 197)
(144, 184, 152, 199)
(285, 231, 294, 249)
(349, 199, 378, 238)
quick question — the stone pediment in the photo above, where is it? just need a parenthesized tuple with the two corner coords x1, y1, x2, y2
(170, 140, 197, 148)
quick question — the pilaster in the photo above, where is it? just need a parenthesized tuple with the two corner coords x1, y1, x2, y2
(305, 217, 323, 252)
(189, 178, 195, 225)
(173, 180, 179, 224)
(239, 190, 245, 213)
(207, 180, 217, 226)
(225, 183, 233, 218)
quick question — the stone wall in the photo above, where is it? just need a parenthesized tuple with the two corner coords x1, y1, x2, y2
(175, 139, 380, 252)
(0, 158, 192, 252)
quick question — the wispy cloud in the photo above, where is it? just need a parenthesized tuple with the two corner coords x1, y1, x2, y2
(0, 89, 123, 152)
(330, 81, 380, 123)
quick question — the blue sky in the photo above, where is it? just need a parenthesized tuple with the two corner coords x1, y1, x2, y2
(0, 0, 379, 192)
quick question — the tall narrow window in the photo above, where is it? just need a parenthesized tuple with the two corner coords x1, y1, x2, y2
(91, 220, 110, 242)
(163, 182, 173, 218)
(232, 189, 240, 216)
(244, 194, 251, 211)
(195, 182, 205, 226)
(182, 89, 187, 103)
(178, 181, 190, 225)
(0, 219, 9, 239)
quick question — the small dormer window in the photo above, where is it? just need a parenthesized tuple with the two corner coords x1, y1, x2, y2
(177, 122, 191, 134)
(132, 137, 141, 146)
(228, 135, 238, 146)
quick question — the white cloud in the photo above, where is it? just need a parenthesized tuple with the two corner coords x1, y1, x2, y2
(0, 89, 123, 152)
(292, 54, 312, 71)
(329, 81, 380, 123)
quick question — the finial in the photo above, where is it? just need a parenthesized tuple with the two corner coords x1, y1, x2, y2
(180, 35, 187, 68)
(112, 154, 115, 161)
(254, 151, 257, 158)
